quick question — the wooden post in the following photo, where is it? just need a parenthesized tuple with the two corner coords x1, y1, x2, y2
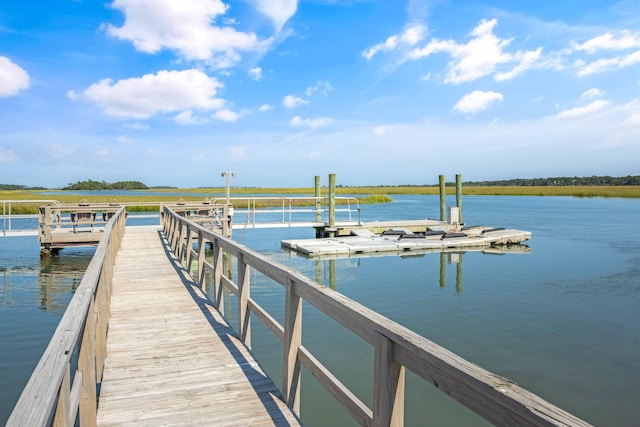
(283, 278, 302, 413)
(176, 223, 184, 259)
(197, 231, 206, 291)
(237, 253, 251, 348)
(315, 176, 323, 238)
(78, 295, 97, 426)
(439, 175, 446, 221)
(315, 175, 321, 222)
(213, 239, 223, 313)
(456, 174, 463, 224)
(184, 224, 193, 268)
(95, 262, 108, 383)
(373, 332, 405, 427)
(328, 173, 336, 238)
(52, 364, 71, 427)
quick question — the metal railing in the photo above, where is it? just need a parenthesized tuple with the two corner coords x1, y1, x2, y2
(1, 200, 59, 236)
(211, 196, 361, 229)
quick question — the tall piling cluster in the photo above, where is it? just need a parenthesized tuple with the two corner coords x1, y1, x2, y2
(439, 174, 463, 226)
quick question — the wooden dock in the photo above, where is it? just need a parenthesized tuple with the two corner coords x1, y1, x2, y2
(96, 226, 300, 426)
(9, 205, 591, 427)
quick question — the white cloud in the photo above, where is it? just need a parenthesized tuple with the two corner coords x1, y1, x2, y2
(248, 67, 263, 81)
(582, 88, 604, 99)
(554, 100, 609, 119)
(408, 19, 541, 84)
(576, 50, 640, 76)
(362, 25, 427, 60)
(105, 0, 264, 68)
(0, 56, 30, 97)
(283, 94, 308, 108)
(0, 148, 17, 164)
(124, 122, 150, 131)
(213, 108, 241, 122)
(571, 31, 640, 54)
(258, 104, 273, 111)
(494, 48, 542, 81)
(173, 110, 207, 125)
(75, 69, 225, 119)
(305, 80, 333, 97)
(453, 90, 503, 114)
(254, 0, 297, 32)
(290, 116, 332, 128)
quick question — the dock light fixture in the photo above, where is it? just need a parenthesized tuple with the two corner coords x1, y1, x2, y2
(221, 170, 235, 204)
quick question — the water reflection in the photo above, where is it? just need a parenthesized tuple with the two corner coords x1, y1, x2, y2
(38, 252, 92, 312)
(312, 245, 530, 294)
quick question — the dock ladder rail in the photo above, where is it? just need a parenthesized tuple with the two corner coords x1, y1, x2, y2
(163, 206, 592, 427)
(6, 207, 127, 427)
(1, 199, 60, 236)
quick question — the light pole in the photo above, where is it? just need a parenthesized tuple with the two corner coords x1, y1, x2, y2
(220, 171, 235, 237)
(221, 170, 235, 205)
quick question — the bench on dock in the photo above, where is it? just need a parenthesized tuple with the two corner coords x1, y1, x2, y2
(70, 210, 96, 232)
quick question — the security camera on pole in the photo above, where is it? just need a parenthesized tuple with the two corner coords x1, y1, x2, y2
(221, 171, 235, 237)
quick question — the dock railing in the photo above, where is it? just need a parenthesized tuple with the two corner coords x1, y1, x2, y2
(7, 207, 126, 427)
(212, 196, 361, 229)
(162, 206, 591, 427)
(1, 199, 59, 236)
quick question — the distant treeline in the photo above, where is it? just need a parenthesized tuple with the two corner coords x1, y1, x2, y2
(464, 175, 640, 186)
(62, 180, 149, 190)
(0, 184, 48, 190)
(2, 175, 639, 191)
(336, 175, 640, 188)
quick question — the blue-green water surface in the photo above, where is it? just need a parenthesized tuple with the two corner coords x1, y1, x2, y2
(1, 195, 639, 426)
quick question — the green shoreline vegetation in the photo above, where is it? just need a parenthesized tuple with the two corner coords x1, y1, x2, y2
(1, 176, 639, 214)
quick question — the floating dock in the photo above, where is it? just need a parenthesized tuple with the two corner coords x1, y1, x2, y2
(282, 223, 532, 257)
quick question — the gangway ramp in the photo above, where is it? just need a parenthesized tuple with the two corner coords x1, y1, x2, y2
(96, 227, 300, 426)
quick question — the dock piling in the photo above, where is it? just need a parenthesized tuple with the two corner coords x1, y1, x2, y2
(456, 174, 462, 225)
(328, 174, 336, 238)
(439, 175, 446, 221)
(315, 176, 323, 238)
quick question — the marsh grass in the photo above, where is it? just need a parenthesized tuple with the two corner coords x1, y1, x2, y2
(2, 186, 637, 214)
(0, 190, 394, 214)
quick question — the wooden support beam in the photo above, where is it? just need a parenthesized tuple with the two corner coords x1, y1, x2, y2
(373, 332, 405, 427)
(283, 278, 302, 413)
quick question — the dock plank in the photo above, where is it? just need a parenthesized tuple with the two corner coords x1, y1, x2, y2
(96, 227, 300, 427)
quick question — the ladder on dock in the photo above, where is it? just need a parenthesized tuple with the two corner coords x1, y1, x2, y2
(96, 227, 300, 426)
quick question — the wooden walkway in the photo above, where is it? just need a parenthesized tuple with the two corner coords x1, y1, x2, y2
(96, 227, 301, 426)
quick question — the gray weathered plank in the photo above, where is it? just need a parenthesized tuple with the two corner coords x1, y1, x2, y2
(96, 227, 300, 427)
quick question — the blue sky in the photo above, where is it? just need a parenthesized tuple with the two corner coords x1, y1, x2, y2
(1, 0, 639, 188)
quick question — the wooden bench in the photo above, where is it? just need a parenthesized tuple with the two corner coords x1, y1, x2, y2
(71, 210, 96, 233)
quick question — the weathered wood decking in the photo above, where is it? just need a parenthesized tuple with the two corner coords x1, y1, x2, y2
(96, 226, 300, 426)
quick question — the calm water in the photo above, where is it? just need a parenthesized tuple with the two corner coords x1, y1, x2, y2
(1, 196, 639, 425)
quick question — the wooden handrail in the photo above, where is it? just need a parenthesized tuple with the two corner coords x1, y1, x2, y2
(7, 207, 126, 427)
(162, 206, 592, 427)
